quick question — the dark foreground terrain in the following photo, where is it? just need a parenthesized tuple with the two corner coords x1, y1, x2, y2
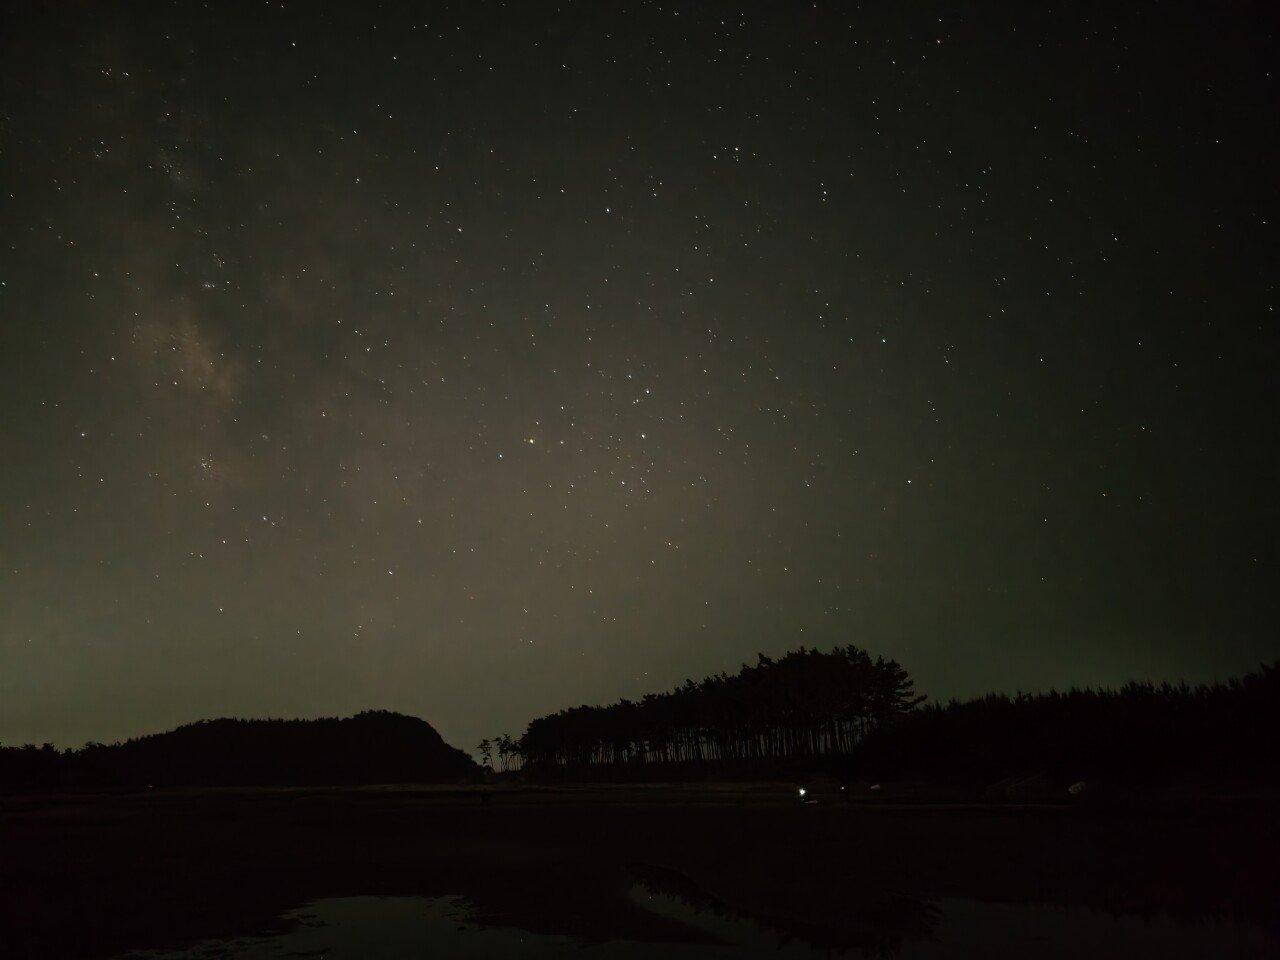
(3, 784, 1277, 958)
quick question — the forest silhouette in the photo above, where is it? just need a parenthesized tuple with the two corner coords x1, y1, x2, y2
(482, 646, 922, 772)
(4, 648, 1278, 793)
(482, 646, 1280, 786)
(860, 662, 1280, 784)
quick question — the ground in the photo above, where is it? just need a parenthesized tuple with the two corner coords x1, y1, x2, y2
(2, 783, 1277, 958)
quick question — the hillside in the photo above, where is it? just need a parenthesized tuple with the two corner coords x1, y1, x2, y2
(0, 711, 478, 791)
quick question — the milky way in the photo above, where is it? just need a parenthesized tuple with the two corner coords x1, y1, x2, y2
(2, 3, 1275, 751)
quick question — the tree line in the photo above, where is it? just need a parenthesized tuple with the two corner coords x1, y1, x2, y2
(857, 661, 1280, 783)
(7, 651, 1275, 793)
(483, 648, 1280, 783)
(482, 645, 924, 772)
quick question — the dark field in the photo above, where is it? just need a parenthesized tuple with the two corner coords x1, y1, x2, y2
(3, 784, 1279, 958)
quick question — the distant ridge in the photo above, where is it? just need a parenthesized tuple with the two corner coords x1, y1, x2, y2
(0, 711, 478, 792)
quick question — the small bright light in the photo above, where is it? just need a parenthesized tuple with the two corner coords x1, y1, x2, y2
(798, 788, 807, 797)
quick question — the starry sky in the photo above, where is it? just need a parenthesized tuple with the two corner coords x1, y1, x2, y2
(2, 1, 1276, 752)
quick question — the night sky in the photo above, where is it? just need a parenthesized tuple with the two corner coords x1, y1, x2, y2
(2, 2, 1275, 752)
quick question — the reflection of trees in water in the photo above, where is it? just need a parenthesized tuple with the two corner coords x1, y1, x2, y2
(629, 861, 940, 957)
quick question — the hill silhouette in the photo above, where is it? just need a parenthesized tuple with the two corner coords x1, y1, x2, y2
(0, 710, 477, 792)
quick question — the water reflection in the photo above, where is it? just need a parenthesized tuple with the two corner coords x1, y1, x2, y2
(628, 860, 940, 955)
(119, 896, 739, 959)
(631, 881, 1278, 959)
(119, 891, 1278, 959)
